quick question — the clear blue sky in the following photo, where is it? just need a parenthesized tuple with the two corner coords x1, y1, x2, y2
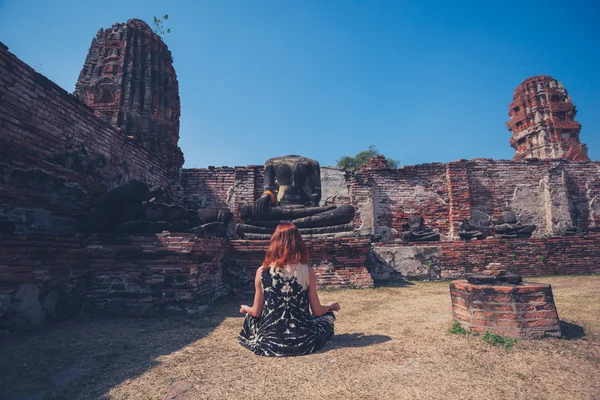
(1, 0, 598, 167)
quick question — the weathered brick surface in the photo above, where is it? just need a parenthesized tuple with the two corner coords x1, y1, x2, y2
(352, 162, 451, 237)
(86, 233, 228, 317)
(182, 159, 600, 240)
(375, 234, 600, 279)
(230, 237, 374, 289)
(0, 233, 229, 326)
(0, 234, 88, 292)
(1, 229, 598, 329)
(508, 76, 589, 161)
(179, 167, 261, 237)
(0, 43, 172, 234)
(74, 19, 184, 181)
(446, 161, 472, 237)
(450, 280, 561, 339)
(1, 233, 377, 326)
(467, 159, 549, 232)
(0, 234, 89, 327)
(467, 159, 600, 235)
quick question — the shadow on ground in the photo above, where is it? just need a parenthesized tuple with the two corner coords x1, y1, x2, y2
(560, 320, 585, 339)
(321, 332, 392, 353)
(374, 279, 414, 288)
(0, 296, 242, 400)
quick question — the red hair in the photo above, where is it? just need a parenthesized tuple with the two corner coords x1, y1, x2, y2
(263, 223, 309, 269)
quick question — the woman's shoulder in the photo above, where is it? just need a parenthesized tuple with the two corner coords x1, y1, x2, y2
(257, 265, 269, 275)
(302, 264, 314, 273)
(286, 263, 312, 272)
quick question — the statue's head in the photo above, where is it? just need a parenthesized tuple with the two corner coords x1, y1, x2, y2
(408, 214, 424, 230)
(500, 209, 517, 224)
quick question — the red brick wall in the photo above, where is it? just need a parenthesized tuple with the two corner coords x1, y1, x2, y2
(467, 159, 548, 229)
(0, 233, 229, 326)
(0, 234, 89, 327)
(229, 237, 374, 289)
(467, 159, 600, 235)
(1, 231, 598, 328)
(179, 167, 262, 235)
(352, 163, 451, 236)
(446, 161, 472, 237)
(179, 168, 236, 209)
(0, 234, 88, 293)
(181, 159, 600, 240)
(0, 43, 172, 233)
(374, 234, 600, 279)
(562, 162, 600, 230)
(86, 233, 229, 317)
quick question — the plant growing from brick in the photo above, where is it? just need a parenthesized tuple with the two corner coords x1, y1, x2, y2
(152, 14, 171, 36)
(337, 145, 399, 171)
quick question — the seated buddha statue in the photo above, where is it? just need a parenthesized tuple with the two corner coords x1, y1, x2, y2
(236, 155, 356, 239)
(492, 209, 536, 238)
(458, 218, 487, 241)
(400, 214, 440, 242)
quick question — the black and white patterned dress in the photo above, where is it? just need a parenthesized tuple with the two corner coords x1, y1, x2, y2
(238, 264, 335, 357)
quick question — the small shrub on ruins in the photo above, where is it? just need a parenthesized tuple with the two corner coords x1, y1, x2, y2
(448, 321, 469, 335)
(482, 332, 516, 349)
(336, 145, 399, 171)
(152, 14, 172, 36)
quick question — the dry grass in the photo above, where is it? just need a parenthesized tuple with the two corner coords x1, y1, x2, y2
(1, 275, 599, 400)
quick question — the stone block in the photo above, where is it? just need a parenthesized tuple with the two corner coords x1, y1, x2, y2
(371, 245, 442, 279)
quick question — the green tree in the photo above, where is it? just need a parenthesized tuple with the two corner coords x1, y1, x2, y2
(152, 14, 171, 36)
(336, 145, 399, 171)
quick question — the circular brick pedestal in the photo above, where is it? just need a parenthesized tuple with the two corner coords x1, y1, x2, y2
(449, 280, 561, 339)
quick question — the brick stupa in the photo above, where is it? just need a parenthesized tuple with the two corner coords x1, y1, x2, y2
(507, 76, 589, 161)
(74, 19, 184, 179)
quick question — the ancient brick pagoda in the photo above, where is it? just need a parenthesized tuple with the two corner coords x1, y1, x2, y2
(508, 76, 589, 161)
(74, 19, 184, 180)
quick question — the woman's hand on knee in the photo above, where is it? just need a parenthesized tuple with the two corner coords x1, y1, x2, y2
(240, 305, 251, 314)
(328, 302, 340, 312)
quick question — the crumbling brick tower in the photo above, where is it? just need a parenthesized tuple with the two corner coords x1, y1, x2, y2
(507, 76, 589, 161)
(74, 19, 184, 181)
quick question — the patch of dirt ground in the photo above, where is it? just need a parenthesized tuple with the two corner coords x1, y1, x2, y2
(1, 275, 599, 400)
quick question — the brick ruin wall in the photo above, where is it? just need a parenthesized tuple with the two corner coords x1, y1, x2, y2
(0, 234, 89, 328)
(466, 160, 600, 235)
(0, 234, 374, 329)
(2, 232, 598, 329)
(371, 236, 600, 281)
(0, 43, 173, 234)
(180, 159, 600, 239)
(229, 237, 374, 290)
(0, 233, 228, 329)
(86, 234, 228, 317)
(351, 163, 451, 239)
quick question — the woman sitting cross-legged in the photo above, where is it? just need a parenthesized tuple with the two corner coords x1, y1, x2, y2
(238, 222, 340, 357)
